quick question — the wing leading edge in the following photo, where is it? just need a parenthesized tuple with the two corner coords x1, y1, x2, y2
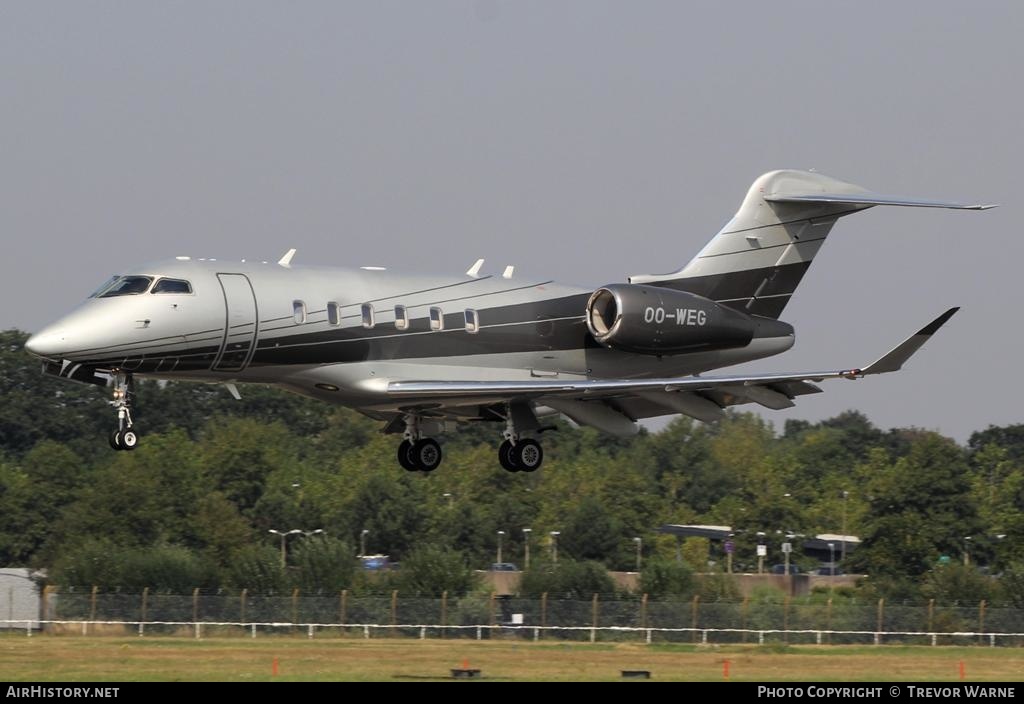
(386, 308, 959, 427)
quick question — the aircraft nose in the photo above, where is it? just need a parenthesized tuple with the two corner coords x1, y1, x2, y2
(24, 328, 67, 359)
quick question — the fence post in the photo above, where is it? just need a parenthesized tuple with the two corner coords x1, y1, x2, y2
(927, 598, 934, 634)
(783, 595, 791, 644)
(691, 594, 700, 644)
(292, 588, 300, 626)
(591, 593, 599, 643)
(391, 590, 398, 628)
(640, 593, 648, 630)
(40, 585, 52, 628)
(978, 600, 986, 645)
(192, 587, 199, 624)
(741, 596, 749, 643)
(441, 591, 448, 638)
(340, 589, 348, 627)
(875, 598, 884, 646)
(826, 598, 833, 645)
(540, 592, 548, 632)
(90, 586, 98, 624)
(240, 589, 247, 624)
(141, 587, 149, 624)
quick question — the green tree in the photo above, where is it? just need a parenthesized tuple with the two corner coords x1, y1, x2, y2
(639, 558, 695, 598)
(519, 559, 616, 598)
(392, 544, 478, 597)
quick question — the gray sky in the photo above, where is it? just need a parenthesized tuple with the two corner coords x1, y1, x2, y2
(2, 1, 1021, 442)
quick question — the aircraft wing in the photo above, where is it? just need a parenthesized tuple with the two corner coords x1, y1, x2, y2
(387, 308, 958, 431)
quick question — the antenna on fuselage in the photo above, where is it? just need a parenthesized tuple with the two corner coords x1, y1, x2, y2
(278, 249, 297, 268)
(466, 258, 485, 277)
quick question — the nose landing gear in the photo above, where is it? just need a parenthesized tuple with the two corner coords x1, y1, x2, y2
(108, 373, 138, 451)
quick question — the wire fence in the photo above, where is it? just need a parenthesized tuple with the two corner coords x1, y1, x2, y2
(10, 588, 1024, 647)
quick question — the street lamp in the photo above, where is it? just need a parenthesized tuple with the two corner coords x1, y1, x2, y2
(550, 531, 561, 564)
(633, 537, 642, 573)
(522, 528, 532, 570)
(841, 490, 849, 562)
(756, 531, 767, 575)
(268, 529, 302, 568)
(964, 536, 972, 566)
(360, 529, 370, 557)
(303, 529, 325, 538)
(828, 541, 836, 576)
(497, 530, 505, 565)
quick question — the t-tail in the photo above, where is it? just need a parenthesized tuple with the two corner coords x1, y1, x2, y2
(629, 170, 994, 319)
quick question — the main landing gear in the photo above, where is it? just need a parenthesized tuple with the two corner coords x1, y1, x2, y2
(108, 373, 139, 452)
(497, 411, 544, 472)
(394, 409, 546, 473)
(397, 416, 443, 472)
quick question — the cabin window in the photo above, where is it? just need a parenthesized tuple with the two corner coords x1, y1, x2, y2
(97, 276, 153, 297)
(361, 303, 375, 329)
(429, 306, 444, 331)
(394, 305, 409, 331)
(464, 308, 480, 334)
(327, 302, 341, 326)
(293, 300, 307, 324)
(151, 278, 193, 294)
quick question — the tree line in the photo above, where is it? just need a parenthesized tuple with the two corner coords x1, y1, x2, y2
(2, 329, 1023, 604)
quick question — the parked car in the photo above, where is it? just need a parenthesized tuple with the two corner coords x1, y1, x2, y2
(489, 562, 519, 572)
(770, 564, 801, 575)
(817, 562, 845, 576)
(359, 554, 392, 570)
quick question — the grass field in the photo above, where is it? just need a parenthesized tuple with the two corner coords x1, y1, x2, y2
(1, 636, 1023, 681)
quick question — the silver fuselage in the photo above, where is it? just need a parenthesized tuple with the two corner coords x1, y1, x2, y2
(25, 258, 794, 416)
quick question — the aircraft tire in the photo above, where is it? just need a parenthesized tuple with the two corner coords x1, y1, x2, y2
(513, 438, 543, 472)
(397, 440, 420, 471)
(412, 438, 442, 472)
(109, 431, 123, 451)
(120, 428, 139, 451)
(498, 440, 520, 472)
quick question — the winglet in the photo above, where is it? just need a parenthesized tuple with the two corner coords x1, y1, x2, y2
(466, 258, 485, 277)
(278, 248, 297, 268)
(858, 307, 959, 376)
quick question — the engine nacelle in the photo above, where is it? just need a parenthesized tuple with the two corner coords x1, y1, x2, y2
(585, 284, 756, 355)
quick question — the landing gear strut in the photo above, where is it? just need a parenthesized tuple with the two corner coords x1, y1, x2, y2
(108, 372, 138, 451)
(397, 415, 442, 472)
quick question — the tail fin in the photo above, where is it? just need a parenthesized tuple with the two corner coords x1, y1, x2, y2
(629, 170, 993, 319)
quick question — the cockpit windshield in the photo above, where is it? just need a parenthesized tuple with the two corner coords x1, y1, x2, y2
(93, 276, 154, 298)
(151, 278, 192, 294)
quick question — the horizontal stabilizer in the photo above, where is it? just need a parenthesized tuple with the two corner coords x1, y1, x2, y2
(764, 192, 996, 210)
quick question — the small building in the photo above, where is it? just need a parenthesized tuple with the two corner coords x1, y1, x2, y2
(0, 569, 40, 629)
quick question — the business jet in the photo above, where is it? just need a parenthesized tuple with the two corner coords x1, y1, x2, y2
(25, 170, 992, 472)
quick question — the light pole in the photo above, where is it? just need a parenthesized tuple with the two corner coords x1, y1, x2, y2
(550, 531, 560, 564)
(360, 529, 370, 557)
(268, 529, 302, 568)
(841, 490, 849, 562)
(756, 531, 767, 575)
(443, 492, 453, 508)
(522, 528, 532, 570)
(633, 537, 642, 572)
(303, 529, 325, 539)
(828, 541, 836, 596)
(964, 536, 972, 566)
(497, 530, 505, 565)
